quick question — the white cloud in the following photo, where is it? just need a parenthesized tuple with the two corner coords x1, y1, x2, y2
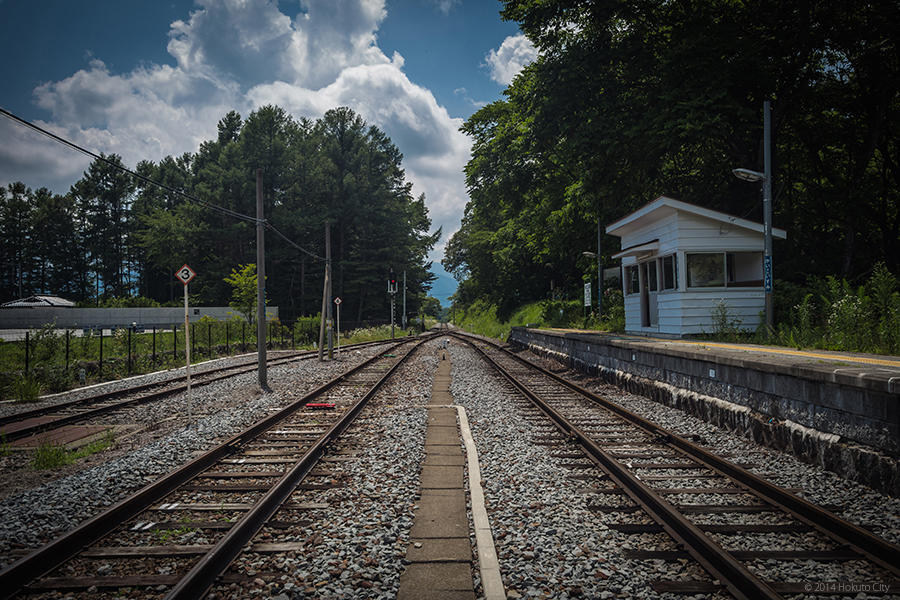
(485, 33, 537, 85)
(453, 87, 487, 109)
(167, 0, 389, 89)
(431, 0, 460, 15)
(0, 0, 470, 256)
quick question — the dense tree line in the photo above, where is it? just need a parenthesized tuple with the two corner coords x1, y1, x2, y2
(1, 105, 439, 322)
(444, 0, 899, 316)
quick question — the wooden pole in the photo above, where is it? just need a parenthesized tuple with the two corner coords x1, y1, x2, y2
(256, 168, 269, 390)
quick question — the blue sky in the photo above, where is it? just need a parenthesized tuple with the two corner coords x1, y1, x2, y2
(0, 0, 538, 306)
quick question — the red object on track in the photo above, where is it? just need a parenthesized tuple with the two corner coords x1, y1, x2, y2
(305, 403, 336, 409)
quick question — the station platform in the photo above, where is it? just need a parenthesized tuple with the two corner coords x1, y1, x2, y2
(540, 327, 900, 373)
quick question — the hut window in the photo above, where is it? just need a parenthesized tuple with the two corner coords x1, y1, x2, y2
(661, 255, 677, 290)
(642, 260, 658, 291)
(726, 252, 763, 287)
(625, 265, 640, 295)
(687, 252, 764, 288)
(686, 253, 725, 287)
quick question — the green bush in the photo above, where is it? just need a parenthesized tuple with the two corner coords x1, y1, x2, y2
(100, 296, 161, 308)
(600, 287, 625, 332)
(35, 366, 72, 393)
(539, 299, 583, 327)
(13, 376, 42, 402)
(711, 299, 744, 340)
(293, 315, 320, 346)
(31, 323, 64, 364)
(769, 262, 899, 355)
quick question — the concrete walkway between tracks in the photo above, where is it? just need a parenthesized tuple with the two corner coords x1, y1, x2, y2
(397, 345, 505, 600)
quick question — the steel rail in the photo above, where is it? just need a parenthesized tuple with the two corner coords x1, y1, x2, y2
(0, 339, 390, 441)
(459, 335, 779, 600)
(0, 352, 310, 427)
(460, 333, 900, 576)
(165, 336, 429, 599)
(0, 337, 421, 599)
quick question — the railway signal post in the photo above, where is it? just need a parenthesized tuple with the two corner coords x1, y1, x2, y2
(174, 264, 196, 417)
(388, 268, 398, 339)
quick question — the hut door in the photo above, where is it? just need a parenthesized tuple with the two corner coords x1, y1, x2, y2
(640, 260, 659, 327)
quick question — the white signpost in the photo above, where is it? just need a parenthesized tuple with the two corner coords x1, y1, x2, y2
(175, 264, 196, 417)
(583, 281, 592, 307)
(334, 297, 342, 357)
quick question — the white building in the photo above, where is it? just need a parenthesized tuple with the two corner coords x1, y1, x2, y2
(606, 196, 787, 336)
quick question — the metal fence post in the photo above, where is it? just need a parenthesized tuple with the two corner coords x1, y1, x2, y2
(24, 331, 30, 375)
(99, 328, 104, 379)
(208, 322, 212, 357)
(173, 324, 177, 361)
(128, 327, 133, 374)
(226, 322, 230, 355)
(152, 327, 157, 364)
(291, 324, 294, 350)
(242, 322, 246, 351)
(65, 330, 70, 372)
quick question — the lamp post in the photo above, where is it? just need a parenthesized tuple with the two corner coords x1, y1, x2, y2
(733, 100, 773, 332)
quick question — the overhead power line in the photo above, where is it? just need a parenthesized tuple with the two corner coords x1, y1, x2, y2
(267, 223, 324, 260)
(0, 106, 324, 260)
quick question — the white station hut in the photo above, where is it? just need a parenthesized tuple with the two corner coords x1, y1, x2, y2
(606, 196, 787, 336)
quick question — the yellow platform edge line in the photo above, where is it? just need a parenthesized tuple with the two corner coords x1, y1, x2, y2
(544, 328, 900, 369)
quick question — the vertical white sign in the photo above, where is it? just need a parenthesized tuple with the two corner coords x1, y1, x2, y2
(334, 297, 342, 357)
(583, 282, 592, 307)
(175, 265, 196, 416)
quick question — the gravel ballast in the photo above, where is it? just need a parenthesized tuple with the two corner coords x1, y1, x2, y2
(209, 340, 441, 599)
(449, 338, 899, 600)
(2, 332, 897, 600)
(519, 349, 900, 547)
(0, 344, 391, 567)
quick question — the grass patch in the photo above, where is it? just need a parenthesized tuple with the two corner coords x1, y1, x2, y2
(13, 376, 42, 403)
(452, 298, 625, 341)
(29, 430, 116, 470)
(156, 514, 197, 543)
(341, 325, 416, 344)
(30, 441, 71, 469)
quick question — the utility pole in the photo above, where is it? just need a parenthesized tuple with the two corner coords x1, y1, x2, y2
(762, 100, 774, 332)
(597, 215, 602, 320)
(317, 224, 328, 361)
(733, 100, 775, 333)
(325, 223, 334, 359)
(256, 168, 269, 391)
(402, 270, 407, 330)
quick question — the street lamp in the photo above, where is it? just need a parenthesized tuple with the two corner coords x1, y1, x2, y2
(732, 168, 764, 182)
(733, 100, 774, 332)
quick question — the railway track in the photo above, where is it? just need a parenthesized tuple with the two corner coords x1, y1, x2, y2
(0, 339, 391, 443)
(0, 335, 431, 599)
(455, 332, 900, 599)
